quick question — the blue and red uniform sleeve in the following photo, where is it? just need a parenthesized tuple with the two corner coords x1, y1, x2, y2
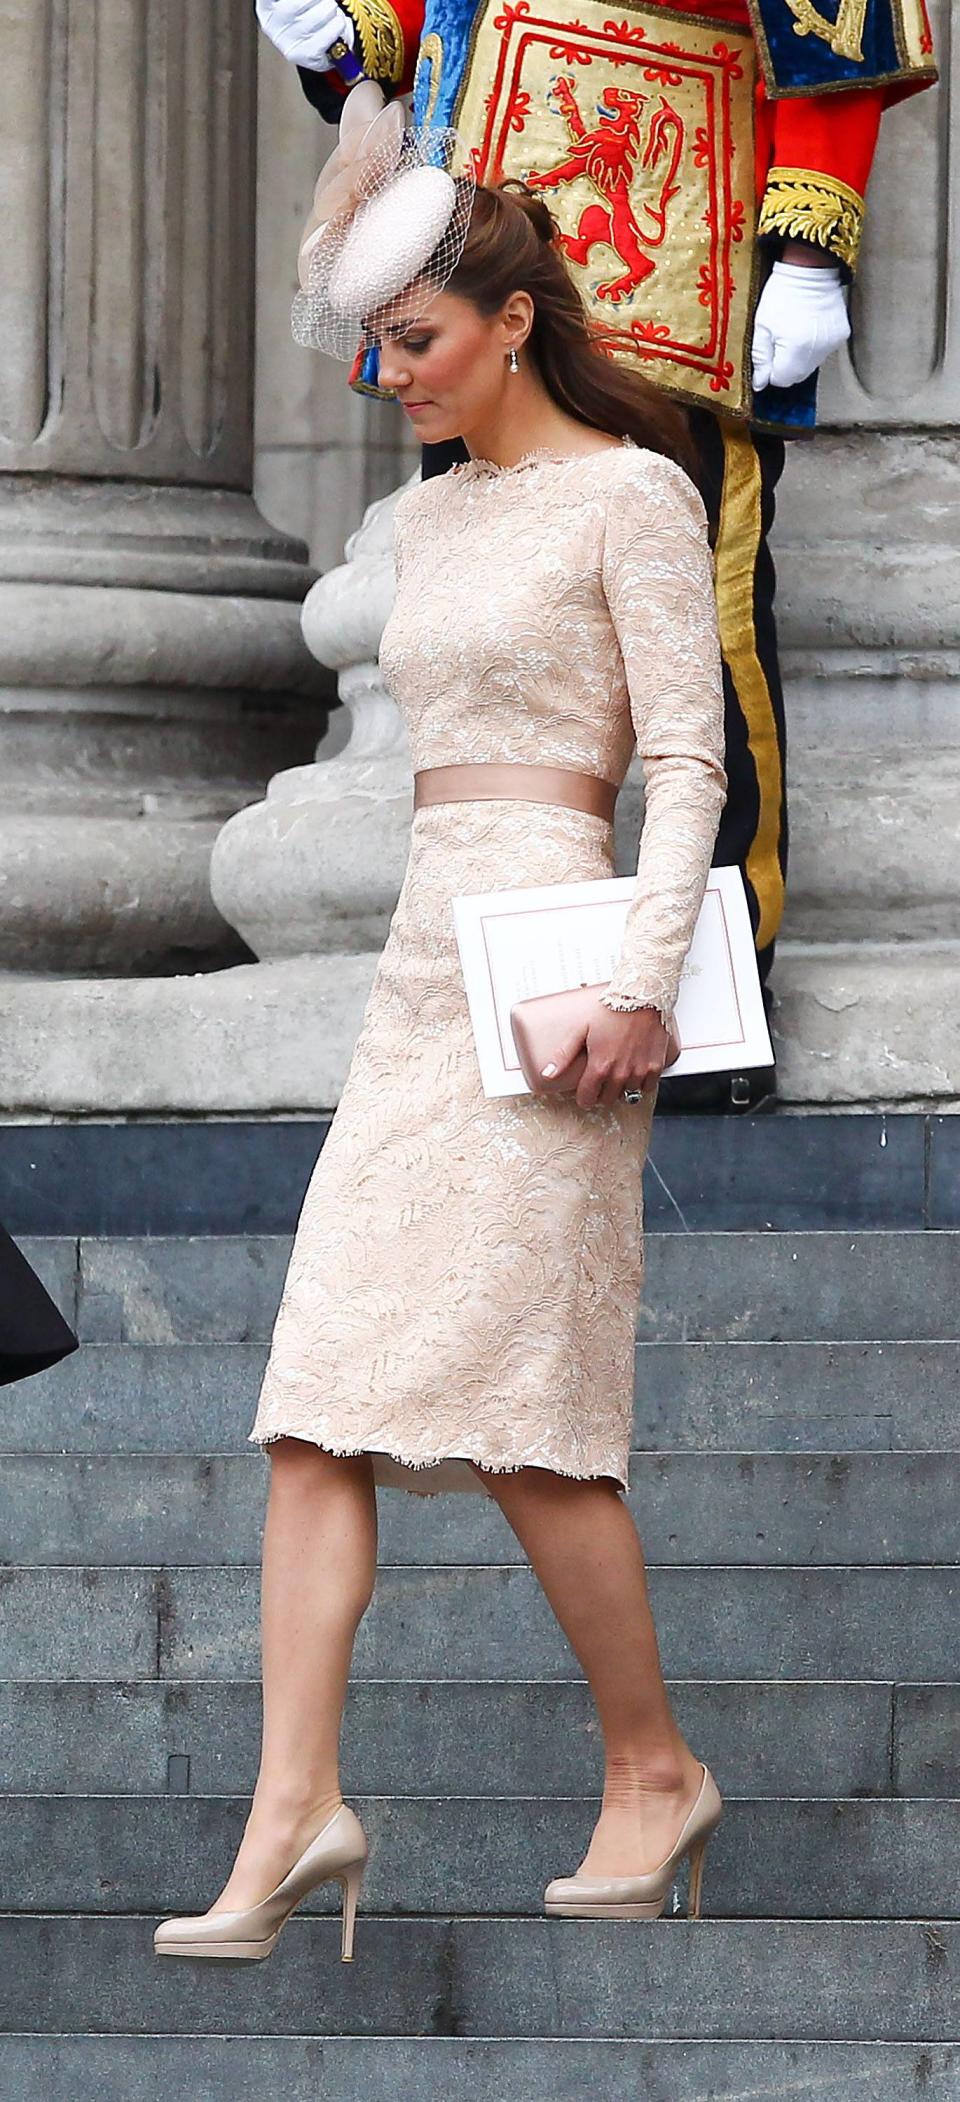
(756, 83, 886, 273)
(755, 20, 937, 274)
(638, 1, 937, 276)
(296, 0, 423, 123)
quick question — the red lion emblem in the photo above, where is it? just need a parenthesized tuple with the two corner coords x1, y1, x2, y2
(527, 78, 684, 302)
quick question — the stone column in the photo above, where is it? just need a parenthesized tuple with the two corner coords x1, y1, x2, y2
(770, 0, 960, 1100)
(0, 0, 324, 974)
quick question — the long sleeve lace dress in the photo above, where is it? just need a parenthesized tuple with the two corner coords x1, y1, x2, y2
(248, 437, 726, 1493)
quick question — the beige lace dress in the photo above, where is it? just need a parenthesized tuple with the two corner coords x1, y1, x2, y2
(248, 438, 726, 1493)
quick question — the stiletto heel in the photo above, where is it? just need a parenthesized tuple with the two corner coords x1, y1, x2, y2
(686, 1833, 708, 1919)
(339, 1858, 364, 1962)
(154, 1802, 368, 1962)
(544, 1762, 722, 1922)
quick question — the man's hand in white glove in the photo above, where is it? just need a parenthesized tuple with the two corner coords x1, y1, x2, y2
(255, 0, 355, 71)
(751, 259, 851, 393)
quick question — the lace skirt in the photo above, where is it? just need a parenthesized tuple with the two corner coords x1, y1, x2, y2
(248, 799, 655, 1494)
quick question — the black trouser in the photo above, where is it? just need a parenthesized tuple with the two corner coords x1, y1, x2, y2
(421, 414, 789, 989)
(688, 409, 788, 990)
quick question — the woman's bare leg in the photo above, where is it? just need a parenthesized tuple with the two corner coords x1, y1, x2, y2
(476, 1464, 704, 1877)
(208, 1439, 377, 1913)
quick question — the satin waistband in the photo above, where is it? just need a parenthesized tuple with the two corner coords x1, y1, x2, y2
(413, 762, 619, 822)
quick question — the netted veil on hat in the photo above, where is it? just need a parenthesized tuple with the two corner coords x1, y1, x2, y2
(292, 82, 477, 361)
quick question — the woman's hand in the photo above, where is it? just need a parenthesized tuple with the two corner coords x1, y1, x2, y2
(540, 1005, 672, 1111)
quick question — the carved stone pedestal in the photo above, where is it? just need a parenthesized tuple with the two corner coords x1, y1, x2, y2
(210, 480, 416, 962)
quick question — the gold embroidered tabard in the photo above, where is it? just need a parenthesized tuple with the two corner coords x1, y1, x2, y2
(453, 1, 758, 416)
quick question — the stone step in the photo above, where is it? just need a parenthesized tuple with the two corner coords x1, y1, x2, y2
(5, 1450, 958, 1566)
(4, 2036, 959, 2102)
(4, 1114, 953, 1237)
(12, 1339, 960, 1451)
(4, 1794, 959, 1920)
(2, 1916, 958, 2040)
(66, 1231, 960, 1345)
(3, 1564, 958, 1682)
(12, 1238, 78, 1320)
(2, 1678, 929, 1798)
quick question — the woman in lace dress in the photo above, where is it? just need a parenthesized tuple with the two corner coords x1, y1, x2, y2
(155, 175, 726, 1962)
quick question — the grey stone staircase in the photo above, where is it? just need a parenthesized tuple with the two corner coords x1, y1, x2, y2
(2, 1225, 959, 2098)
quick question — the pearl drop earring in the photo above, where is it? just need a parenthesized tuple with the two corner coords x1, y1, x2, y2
(508, 346, 519, 373)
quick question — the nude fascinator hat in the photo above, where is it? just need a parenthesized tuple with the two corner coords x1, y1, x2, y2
(292, 82, 477, 361)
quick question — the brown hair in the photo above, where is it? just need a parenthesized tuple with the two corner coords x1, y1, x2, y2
(444, 179, 700, 483)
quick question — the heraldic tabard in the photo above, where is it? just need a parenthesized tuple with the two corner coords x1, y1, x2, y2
(449, 3, 758, 417)
(310, 0, 937, 420)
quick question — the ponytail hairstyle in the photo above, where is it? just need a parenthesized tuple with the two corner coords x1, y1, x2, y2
(443, 179, 700, 485)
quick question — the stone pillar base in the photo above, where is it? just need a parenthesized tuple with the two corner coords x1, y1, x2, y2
(210, 668, 413, 962)
(0, 480, 328, 973)
(1, 943, 957, 1114)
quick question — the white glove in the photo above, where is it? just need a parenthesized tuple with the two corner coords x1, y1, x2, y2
(751, 260, 850, 392)
(255, 0, 355, 70)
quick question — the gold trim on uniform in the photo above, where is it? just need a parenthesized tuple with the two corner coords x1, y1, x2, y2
(745, 0, 937, 97)
(784, 0, 867, 63)
(758, 165, 865, 271)
(897, 0, 936, 72)
(414, 32, 445, 126)
(715, 426, 785, 953)
(347, 0, 405, 83)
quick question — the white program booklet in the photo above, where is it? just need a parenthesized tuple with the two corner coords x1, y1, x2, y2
(451, 865, 773, 1098)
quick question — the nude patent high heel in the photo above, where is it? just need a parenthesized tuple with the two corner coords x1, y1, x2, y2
(153, 1802, 367, 1962)
(544, 1762, 722, 1920)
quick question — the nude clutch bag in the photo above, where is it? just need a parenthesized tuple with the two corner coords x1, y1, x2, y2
(510, 980, 682, 1097)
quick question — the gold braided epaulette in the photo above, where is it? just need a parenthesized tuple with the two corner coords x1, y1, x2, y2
(758, 166, 865, 272)
(346, 0, 405, 84)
